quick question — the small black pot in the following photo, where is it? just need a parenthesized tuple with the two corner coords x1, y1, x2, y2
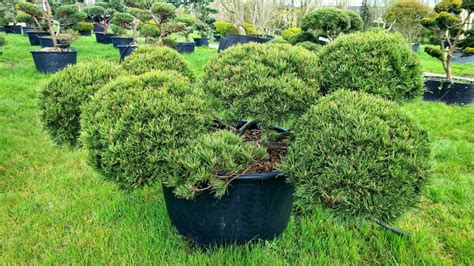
(218, 34, 272, 52)
(5, 25, 22, 34)
(22, 26, 36, 36)
(38, 37, 70, 49)
(95, 32, 115, 44)
(31, 49, 77, 73)
(174, 42, 195, 53)
(27, 31, 50, 46)
(412, 43, 420, 53)
(423, 78, 474, 105)
(78, 29, 92, 36)
(118, 45, 138, 62)
(93, 24, 105, 33)
(194, 37, 209, 47)
(163, 172, 294, 246)
(111, 36, 134, 48)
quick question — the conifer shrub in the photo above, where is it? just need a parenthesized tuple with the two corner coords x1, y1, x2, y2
(203, 43, 320, 126)
(39, 61, 126, 146)
(296, 41, 322, 52)
(317, 31, 424, 101)
(279, 90, 431, 222)
(282, 27, 302, 41)
(81, 71, 211, 190)
(121, 46, 195, 80)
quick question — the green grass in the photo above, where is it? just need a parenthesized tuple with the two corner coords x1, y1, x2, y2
(418, 45, 474, 78)
(1, 33, 473, 264)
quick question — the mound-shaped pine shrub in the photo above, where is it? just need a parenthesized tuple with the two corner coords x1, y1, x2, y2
(279, 90, 431, 222)
(296, 41, 322, 52)
(317, 31, 424, 101)
(81, 71, 211, 189)
(121, 46, 195, 80)
(39, 61, 126, 146)
(203, 43, 319, 126)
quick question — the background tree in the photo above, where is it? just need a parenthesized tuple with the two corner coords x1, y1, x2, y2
(384, 0, 430, 43)
(84, 0, 123, 34)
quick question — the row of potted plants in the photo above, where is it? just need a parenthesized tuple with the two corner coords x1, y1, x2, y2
(38, 29, 432, 246)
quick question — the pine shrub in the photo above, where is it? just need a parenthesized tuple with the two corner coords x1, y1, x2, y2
(279, 90, 431, 222)
(317, 31, 424, 101)
(39, 61, 126, 146)
(203, 43, 320, 126)
(296, 41, 322, 52)
(81, 71, 212, 190)
(282, 27, 302, 41)
(121, 46, 195, 80)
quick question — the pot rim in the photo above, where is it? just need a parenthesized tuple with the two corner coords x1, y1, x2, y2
(117, 44, 139, 48)
(111, 36, 133, 40)
(31, 48, 77, 54)
(233, 171, 283, 180)
(95, 32, 115, 36)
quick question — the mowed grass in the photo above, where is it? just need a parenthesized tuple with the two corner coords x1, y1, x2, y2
(0, 33, 473, 264)
(418, 45, 474, 78)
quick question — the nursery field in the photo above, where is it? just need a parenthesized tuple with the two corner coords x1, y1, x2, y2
(0, 33, 473, 264)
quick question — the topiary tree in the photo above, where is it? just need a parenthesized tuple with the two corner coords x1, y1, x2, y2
(317, 31, 424, 101)
(84, 0, 123, 34)
(345, 10, 364, 33)
(15, 2, 43, 29)
(39, 61, 126, 147)
(282, 27, 301, 41)
(138, 21, 161, 43)
(279, 90, 431, 223)
(301, 7, 351, 41)
(81, 71, 212, 190)
(203, 43, 320, 127)
(177, 14, 196, 42)
(121, 45, 195, 80)
(214, 21, 257, 37)
(422, 0, 473, 80)
(0, 0, 18, 26)
(384, 0, 430, 43)
(110, 8, 151, 42)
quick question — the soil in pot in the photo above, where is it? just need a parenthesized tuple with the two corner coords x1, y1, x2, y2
(163, 122, 293, 247)
(27, 31, 50, 46)
(423, 78, 474, 105)
(194, 38, 209, 47)
(95, 32, 115, 44)
(31, 48, 77, 73)
(111, 37, 134, 48)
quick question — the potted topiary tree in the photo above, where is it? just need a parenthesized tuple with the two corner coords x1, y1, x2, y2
(21, 1, 86, 73)
(421, 0, 473, 105)
(175, 14, 196, 53)
(1, 0, 22, 34)
(214, 21, 268, 52)
(317, 30, 425, 101)
(279, 90, 431, 228)
(75, 21, 93, 36)
(192, 1, 217, 47)
(16, 11, 36, 36)
(16, 1, 50, 45)
(84, 1, 121, 44)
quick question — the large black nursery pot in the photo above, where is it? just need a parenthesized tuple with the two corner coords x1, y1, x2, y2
(213, 35, 221, 42)
(163, 172, 294, 247)
(38, 37, 70, 49)
(174, 42, 196, 53)
(111, 36, 134, 48)
(218, 34, 272, 52)
(93, 24, 105, 33)
(5, 25, 22, 34)
(22, 26, 35, 36)
(423, 77, 474, 105)
(78, 30, 92, 36)
(95, 32, 114, 44)
(117, 45, 138, 62)
(27, 31, 50, 46)
(194, 37, 209, 47)
(31, 49, 77, 73)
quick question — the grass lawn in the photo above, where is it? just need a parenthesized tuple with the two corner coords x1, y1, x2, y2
(0, 33, 473, 264)
(418, 45, 474, 78)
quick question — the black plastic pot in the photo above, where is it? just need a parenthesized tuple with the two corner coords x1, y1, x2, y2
(194, 37, 209, 47)
(218, 34, 272, 52)
(95, 32, 114, 44)
(5, 25, 22, 34)
(411, 43, 420, 53)
(22, 26, 35, 36)
(213, 35, 221, 42)
(423, 78, 474, 105)
(38, 37, 70, 49)
(111, 37, 134, 48)
(174, 42, 195, 53)
(78, 29, 92, 36)
(93, 24, 105, 33)
(163, 172, 294, 246)
(118, 45, 138, 62)
(27, 31, 50, 46)
(31, 49, 77, 73)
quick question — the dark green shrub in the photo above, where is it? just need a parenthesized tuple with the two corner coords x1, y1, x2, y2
(295, 41, 322, 52)
(75, 22, 93, 31)
(139, 22, 161, 38)
(463, 47, 474, 56)
(214, 21, 257, 36)
(302, 7, 351, 40)
(279, 90, 431, 222)
(289, 31, 316, 45)
(39, 61, 126, 146)
(203, 43, 320, 126)
(317, 31, 424, 101)
(165, 130, 266, 199)
(121, 46, 195, 80)
(346, 10, 364, 32)
(81, 71, 212, 190)
(282, 27, 301, 41)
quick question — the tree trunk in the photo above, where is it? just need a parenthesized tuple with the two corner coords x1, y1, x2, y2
(43, 0, 58, 49)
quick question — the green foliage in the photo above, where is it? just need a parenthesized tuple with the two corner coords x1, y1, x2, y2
(214, 21, 257, 36)
(289, 31, 316, 45)
(121, 46, 195, 80)
(81, 71, 212, 190)
(56, 4, 86, 26)
(139, 22, 161, 38)
(203, 43, 320, 126)
(16, 2, 42, 19)
(434, 0, 462, 13)
(282, 27, 301, 41)
(0, 35, 5, 46)
(75, 22, 93, 31)
(150, 2, 176, 22)
(346, 10, 364, 32)
(111, 12, 134, 28)
(295, 41, 322, 52)
(38, 61, 126, 147)
(384, 0, 430, 42)
(165, 130, 267, 199)
(177, 14, 196, 41)
(16, 11, 34, 25)
(462, 47, 474, 56)
(424, 46, 444, 60)
(302, 7, 351, 40)
(279, 90, 431, 222)
(462, 0, 474, 10)
(317, 31, 424, 101)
